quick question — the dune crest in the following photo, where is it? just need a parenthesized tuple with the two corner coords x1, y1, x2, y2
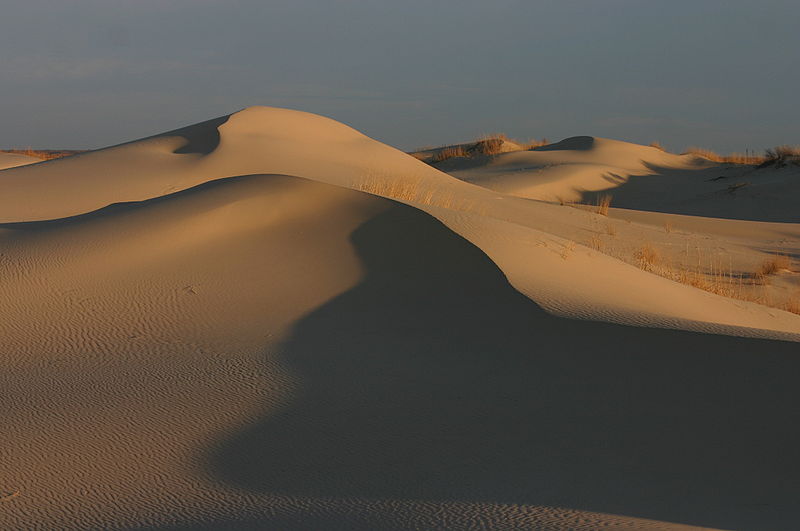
(1, 106, 799, 530)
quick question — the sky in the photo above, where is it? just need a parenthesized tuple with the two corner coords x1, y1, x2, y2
(1, 0, 798, 153)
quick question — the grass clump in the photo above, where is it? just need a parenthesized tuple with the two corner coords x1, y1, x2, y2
(762, 145, 800, 168)
(756, 254, 791, 278)
(431, 146, 468, 163)
(1, 148, 84, 161)
(596, 194, 612, 216)
(634, 243, 660, 271)
(683, 147, 766, 165)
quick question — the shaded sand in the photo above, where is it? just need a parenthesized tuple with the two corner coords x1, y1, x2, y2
(1, 108, 799, 530)
(433, 135, 800, 314)
(1, 107, 797, 332)
(440, 135, 800, 223)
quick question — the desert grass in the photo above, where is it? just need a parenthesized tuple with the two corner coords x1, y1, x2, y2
(663, 221, 673, 233)
(468, 137, 505, 156)
(784, 294, 800, 315)
(524, 138, 549, 150)
(683, 147, 765, 165)
(432, 146, 468, 163)
(756, 254, 791, 278)
(634, 243, 660, 271)
(594, 235, 794, 311)
(649, 141, 665, 151)
(561, 240, 576, 260)
(424, 133, 549, 164)
(605, 223, 617, 236)
(763, 145, 800, 167)
(596, 194, 612, 216)
(355, 172, 488, 215)
(683, 145, 800, 166)
(1, 148, 83, 161)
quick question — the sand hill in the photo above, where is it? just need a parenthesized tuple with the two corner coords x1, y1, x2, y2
(0, 151, 40, 170)
(1, 107, 798, 530)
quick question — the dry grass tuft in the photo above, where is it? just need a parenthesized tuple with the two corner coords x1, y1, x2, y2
(355, 172, 488, 215)
(683, 147, 765, 165)
(634, 243, 660, 270)
(589, 235, 604, 251)
(468, 137, 505, 156)
(756, 254, 791, 278)
(649, 141, 665, 151)
(1, 148, 83, 161)
(784, 294, 800, 315)
(524, 138, 549, 150)
(663, 221, 673, 233)
(763, 145, 800, 167)
(596, 194, 612, 216)
(605, 223, 617, 236)
(561, 240, 576, 260)
(432, 146, 468, 163)
(424, 133, 550, 165)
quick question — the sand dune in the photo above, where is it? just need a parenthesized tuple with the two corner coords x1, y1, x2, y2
(1, 107, 799, 530)
(0, 151, 39, 170)
(439, 135, 800, 222)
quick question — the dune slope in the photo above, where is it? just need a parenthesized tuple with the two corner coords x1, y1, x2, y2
(440, 135, 800, 222)
(1, 108, 799, 530)
(0, 151, 39, 170)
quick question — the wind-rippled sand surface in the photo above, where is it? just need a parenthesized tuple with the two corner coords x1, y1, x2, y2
(1, 107, 798, 530)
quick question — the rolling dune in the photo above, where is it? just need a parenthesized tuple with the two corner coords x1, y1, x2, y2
(1, 107, 799, 530)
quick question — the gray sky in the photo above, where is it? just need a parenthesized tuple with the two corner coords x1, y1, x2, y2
(1, 0, 798, 153)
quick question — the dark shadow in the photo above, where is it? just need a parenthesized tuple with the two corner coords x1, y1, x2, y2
(577, 161, 800, 223)
(0, 173, 272, 231)
(207, 203, 800, 530)
(169, 116, 229, 155)
(533, 136, 595, 151)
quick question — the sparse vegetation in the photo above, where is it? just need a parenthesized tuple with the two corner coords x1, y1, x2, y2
(634, 243, 660, 270)
(561, 240, 576, 260)
(1, 148, 83, 161)
(589, 235, 604, 251)
(524, 138, 549, 150)
(663, 221, 672, 233)
(355, 172, 487, 215)
(762, 145, 800, 167)
(756, 254, 791, 278)
(784, 294, 800, 315)
(596, 194, 612, 216)
(586, 231, 796, 313)
(684, 145, 800, 167)
(649, 141, 665, 151)
(468, 138, 505, 156)
(431, 146, 468, 163)
(683, 147, 766, 165)
(419, 133, 550, 165)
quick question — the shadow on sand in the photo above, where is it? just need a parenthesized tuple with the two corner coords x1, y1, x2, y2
(579, 161, 800, 223)
(207, 204, 800, 530)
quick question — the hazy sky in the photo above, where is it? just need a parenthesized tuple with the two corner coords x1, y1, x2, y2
(1, 0, 798, 153)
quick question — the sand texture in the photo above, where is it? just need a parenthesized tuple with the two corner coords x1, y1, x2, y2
(1, 107, 798, 530)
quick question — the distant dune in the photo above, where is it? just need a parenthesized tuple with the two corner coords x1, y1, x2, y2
(1, 106, 798, 530)
(0, 151, 40, 170)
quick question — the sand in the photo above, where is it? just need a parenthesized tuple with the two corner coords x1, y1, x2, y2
(1, 107, 798, 530)
(0, 152, 39, 170)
